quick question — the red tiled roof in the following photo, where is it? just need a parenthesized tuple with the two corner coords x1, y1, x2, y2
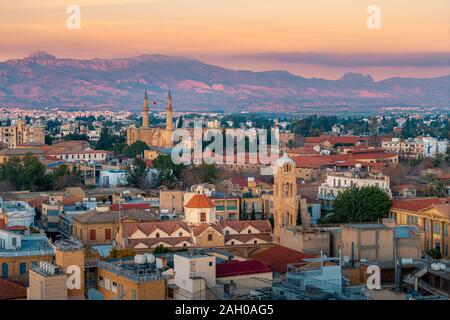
(216, 260, 271, 278)
(219, 220, 272, 233)
(225, 233, 273, 244)
(250, 245, 314, 273)
(230, 177, 263, 188)
(304, 135, 332, 144)
(46, 149, 110, 155)
(7, 225, 27, 231)
(185, 194, 215, 209)
(122, 221, 190, 238)
(304, 135, 368, 146)
(127, 237, 193, 249)
(110, 203, 151, 211)
(293, 156, 335, 169)
(27, 196, 49, 210)
(192, 223, 223, 236)
(438, 173, 450, 180)
(63, 196, 83, 206)
(391, 198, 449, 213)
(0, 279, 27, 300)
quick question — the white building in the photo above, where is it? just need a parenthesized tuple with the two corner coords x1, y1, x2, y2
(99, 169, 126, 187)
(184, 194, 216, 225)
(318, 169, 391, 211)
(0, 197, 36, 227)
(422, 137, 448, 157)
(169, 252, 217, 300)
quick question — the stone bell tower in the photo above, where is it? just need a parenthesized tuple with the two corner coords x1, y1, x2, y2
(166, 90, 173, 131)
(142, 89, 149, 128)
(273, 154, 298, 244)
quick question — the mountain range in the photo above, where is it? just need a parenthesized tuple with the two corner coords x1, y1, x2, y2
(0, 51, 448, 113)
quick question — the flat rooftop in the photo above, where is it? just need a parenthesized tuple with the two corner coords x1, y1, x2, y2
(0, 235, 54, 257)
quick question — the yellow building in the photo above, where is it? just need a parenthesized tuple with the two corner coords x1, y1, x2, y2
(97, 258, 167, 300)
(0, 120, 45, 149)
(389, 198, 450, 258)
(0, 227, 54, 280)
(27, 262, 68, 300)
(0, 147, 44, 164)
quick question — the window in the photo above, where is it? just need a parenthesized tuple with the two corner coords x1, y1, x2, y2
(434, 223, 440, 235)
(254, 240, 258, 244)
(248, 229, 252, 234)
(155, 233, 160, 238)
(207, 234, 213, 241)
(178, 232, 183, 237)
(132, 289, 137, 300)
(200, 212, 206, 222)
(231, 241, 235, 245)
(11, 237, 17, 248)
(208, 262, 213, 267)
(98, 276, 104, 288)
(105, 229, 112, 241)
(89, 230, 96, 241)
(19, 262, 26, 275)
(111, 281, 118, 293)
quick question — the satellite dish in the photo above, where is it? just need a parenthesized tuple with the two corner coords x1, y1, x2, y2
(343, 256, 350, 263)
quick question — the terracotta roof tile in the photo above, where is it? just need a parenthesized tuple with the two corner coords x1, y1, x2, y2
(185, 194, 215, 209)
(127, 237, 193, 249)
(225, 233, 273, 244)
(0, 279, 27, 300)
(219, 220, 272, 233)
(250, 245, 314, 273)
(391, 198, 449, 213)
(216, 260, 271, 278)
(122, 221, 190, 238)
(192, 223, 223, 236)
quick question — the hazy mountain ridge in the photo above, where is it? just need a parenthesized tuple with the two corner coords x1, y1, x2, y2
(0, 52, 448, 112)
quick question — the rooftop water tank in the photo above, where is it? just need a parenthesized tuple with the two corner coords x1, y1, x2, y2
(134, 254, 147, 264)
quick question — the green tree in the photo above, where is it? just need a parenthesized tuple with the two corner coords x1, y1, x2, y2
(319, 186, 392, 224)
(124, 141, 149, 158)
(0, 154, 53, 191)
(177, 115, 184, 128)
(52, 164, 83, 190)
(125, 158, 148, 188)
(152, 154, 185, 188)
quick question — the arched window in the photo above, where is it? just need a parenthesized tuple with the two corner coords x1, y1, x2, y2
(155, 233, 160, 238)
(1, 263, 8, 278)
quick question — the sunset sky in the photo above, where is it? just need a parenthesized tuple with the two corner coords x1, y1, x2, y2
(1, 0, 449, 79)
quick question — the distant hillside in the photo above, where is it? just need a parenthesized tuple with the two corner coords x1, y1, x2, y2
(0, 51, 448, 112)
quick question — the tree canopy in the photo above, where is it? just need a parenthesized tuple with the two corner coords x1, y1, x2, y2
(319, 186, 392, 224)
(125, 158, 148, 188)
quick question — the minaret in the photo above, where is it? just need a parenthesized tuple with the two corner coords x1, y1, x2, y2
(142, 89, 149, 128)
(166, 89, 173, 131)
